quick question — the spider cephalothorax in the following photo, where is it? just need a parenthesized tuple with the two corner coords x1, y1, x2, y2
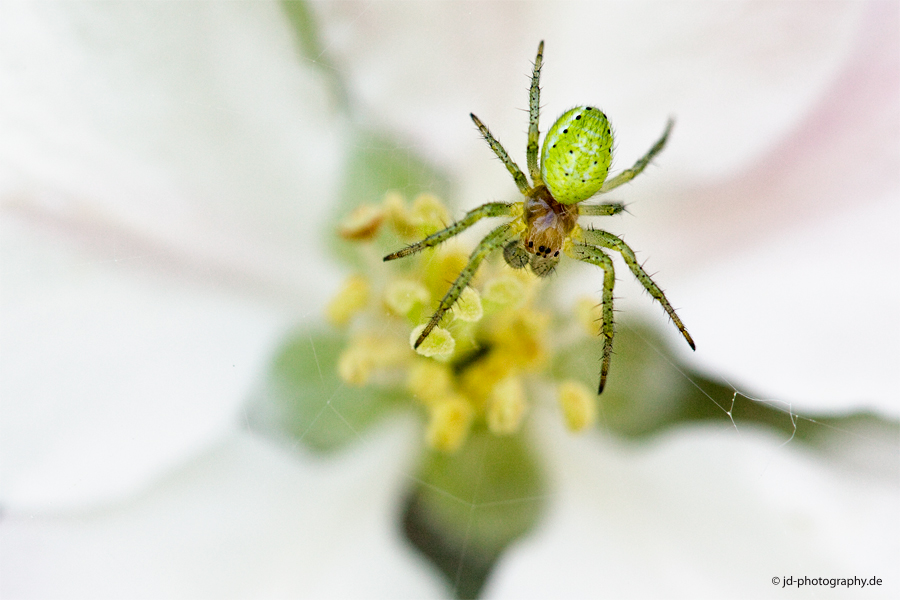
(385, 41, 694, 393)
(502, 185, 579, 276)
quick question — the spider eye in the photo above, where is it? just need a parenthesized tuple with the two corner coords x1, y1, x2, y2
(540, 106, 613, 205)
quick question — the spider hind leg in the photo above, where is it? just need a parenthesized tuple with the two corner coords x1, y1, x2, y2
(565, 242, 616, 393)
(582, 228, 695, 351)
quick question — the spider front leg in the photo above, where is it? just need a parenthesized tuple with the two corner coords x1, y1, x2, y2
(415, 223, 515, 347)
(599, 119, 674, 194)
(582, 228, 695, 350)
(384, 202, 515, 261)
(565, 242, 617, 393)
(470, 113, 531, 194)
(526, 40, 544, 184)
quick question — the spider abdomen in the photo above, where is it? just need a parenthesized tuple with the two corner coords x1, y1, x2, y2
(540, 106, 613, 205)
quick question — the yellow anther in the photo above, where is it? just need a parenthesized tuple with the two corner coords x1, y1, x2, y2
(458, 351, 513, 408)
(454, 287, 483, 323)
(383, 192, 453, 240)
(326, 275, 370, 326)
(410, 193, 452, 237)
(338, 204, 385, 240)
(481, 274, 526, 313)
(492, 308, 549, 369)
(426, 396, 474, 452)
(338, 342, 374, 386)
(384, 279, 430, 319)
(406, 359, 454, 405)
(410, 324, 455, 360)
(424, 246, 470, 297)
(337, 335, 407, 386)
(383, 191, 418, 239)
(557, 380, 596, 432)
(486, 377, 528, 435)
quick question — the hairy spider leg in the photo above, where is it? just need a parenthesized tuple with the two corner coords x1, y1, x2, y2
(565, 242, 617, 393)
(581, 228, 695, 350)
(578, 202, 625, 217)
(526, 41, 544, 184)
(383, 202, 515, 261)
(600, 119, 674, 194)
(470, 114, 531, 194)
(414, 224, 515, 347)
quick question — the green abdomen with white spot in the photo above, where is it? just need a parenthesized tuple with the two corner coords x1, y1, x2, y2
(540, 106, 613, 205)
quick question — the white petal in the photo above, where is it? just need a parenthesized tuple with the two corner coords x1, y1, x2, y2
(678, 195, 899, 414)
(485, 410, 899, 598)
(0, 221, 289, 510)
(0, 425, 447, 598)
(655, 3, 900, 413)
(1, 1, 345, 304)
(0, 1, 346, 509)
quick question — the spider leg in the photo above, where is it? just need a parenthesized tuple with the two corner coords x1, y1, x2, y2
(503, 239, 530, 269)
(471, 113, 531, 194)
(565, 242, 616, 393)
(415, 223, 514, 347)
(526, 40, 544, 184)
(578, 202, 625, 217)
(582, 228, 695, 350)
(384, 202, 515, 261)
(599, 119, 674, 194)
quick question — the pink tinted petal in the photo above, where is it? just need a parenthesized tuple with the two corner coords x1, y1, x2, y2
(664, 3, 900, 412)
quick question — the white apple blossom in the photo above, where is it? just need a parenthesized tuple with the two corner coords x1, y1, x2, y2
(1, 1, 897, 598)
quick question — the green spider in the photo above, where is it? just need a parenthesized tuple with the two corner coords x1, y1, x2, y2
(385, 41, 695, 393)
